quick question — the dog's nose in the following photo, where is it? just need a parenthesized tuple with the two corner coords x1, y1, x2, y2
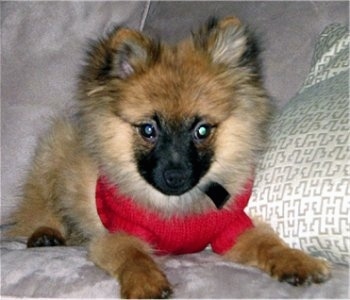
(163, 169, 187, 189)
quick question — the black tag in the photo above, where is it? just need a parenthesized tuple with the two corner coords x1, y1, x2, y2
(203, 182, 230, 209)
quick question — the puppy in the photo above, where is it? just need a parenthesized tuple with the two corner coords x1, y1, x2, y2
(8, 17, 330, 298)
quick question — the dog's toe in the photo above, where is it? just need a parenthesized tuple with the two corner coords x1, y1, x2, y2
(269, 249, 331, 286)
(27, 227, 66, 248)
(119, 256, 173, 299)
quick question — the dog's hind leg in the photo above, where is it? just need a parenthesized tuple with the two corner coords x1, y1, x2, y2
(6, 175, 67, 248)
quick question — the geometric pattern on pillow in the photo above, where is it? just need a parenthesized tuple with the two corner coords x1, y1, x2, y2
(301, 23, 349, 91)
(248, 24, 350, 265)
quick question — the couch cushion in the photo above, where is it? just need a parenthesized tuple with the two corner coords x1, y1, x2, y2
(1, 237, 349, 298)
(248, 24, 349, 265)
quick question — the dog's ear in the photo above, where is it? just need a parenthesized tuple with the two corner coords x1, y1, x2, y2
(81, 27, 160, 83)
(193, 17, 260, 72)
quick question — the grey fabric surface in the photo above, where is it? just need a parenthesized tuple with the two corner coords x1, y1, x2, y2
(1, 237, 349, 298)
(143, 1, 349, 108)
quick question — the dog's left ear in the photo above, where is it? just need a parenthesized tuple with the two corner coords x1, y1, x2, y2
(81, 27, 160, 84)
(193, 16, 260, 72)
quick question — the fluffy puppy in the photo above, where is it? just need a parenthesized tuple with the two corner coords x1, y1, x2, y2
(8, 17, 330, 298)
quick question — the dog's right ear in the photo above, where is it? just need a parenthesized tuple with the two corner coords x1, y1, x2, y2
(80, 27, 160, 84)
(193, 17, 261, 74)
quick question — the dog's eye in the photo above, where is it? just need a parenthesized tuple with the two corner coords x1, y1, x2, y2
(193, 123, 212, 141)
(139, 123, 158, 142)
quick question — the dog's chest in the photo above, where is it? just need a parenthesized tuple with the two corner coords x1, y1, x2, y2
(96, 176, 253, 255)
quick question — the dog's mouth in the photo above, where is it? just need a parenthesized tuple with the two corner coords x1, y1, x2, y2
(160, 179, 231, 209)
(159, 168, 194, 195)
(155, 171, 231, 209)
(142, 167, 231, 209)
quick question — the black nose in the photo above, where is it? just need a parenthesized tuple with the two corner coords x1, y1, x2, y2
(163, 169, 187, 189)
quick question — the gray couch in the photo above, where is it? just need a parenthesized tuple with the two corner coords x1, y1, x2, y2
(1, 2, 349, 298)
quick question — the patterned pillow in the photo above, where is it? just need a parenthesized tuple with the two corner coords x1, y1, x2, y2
(248, 24, 349, 265)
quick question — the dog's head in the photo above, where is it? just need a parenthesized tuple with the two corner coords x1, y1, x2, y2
(77, 17, 272, 213)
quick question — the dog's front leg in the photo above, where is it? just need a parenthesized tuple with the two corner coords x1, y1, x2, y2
(224, 222, 331, 285)
(89, 232, 172, 299)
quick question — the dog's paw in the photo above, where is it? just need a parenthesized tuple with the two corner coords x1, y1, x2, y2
(119, 256, 172, 299)
(27, 226, 66, 248)
(269, 248, 331, 286)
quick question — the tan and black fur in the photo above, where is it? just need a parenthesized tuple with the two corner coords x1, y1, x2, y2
(8, 17, 330, 298)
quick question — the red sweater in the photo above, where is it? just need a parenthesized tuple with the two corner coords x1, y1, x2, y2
(96, 176, 253, 255)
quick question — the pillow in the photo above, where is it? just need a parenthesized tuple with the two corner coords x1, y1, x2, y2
(248, 24, 349, 265)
